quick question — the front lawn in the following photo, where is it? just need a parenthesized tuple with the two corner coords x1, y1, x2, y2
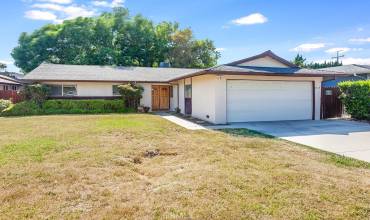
(0, 114, 369, 219)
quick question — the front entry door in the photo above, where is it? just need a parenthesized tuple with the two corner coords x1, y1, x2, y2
(152, 85, 170, 111)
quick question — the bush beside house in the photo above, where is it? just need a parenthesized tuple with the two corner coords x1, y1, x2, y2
(339, 80, 370, 120)
(1, 99, 130, 116)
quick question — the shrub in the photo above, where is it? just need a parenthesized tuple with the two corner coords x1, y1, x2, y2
(0, 99, 12, 112)
(1, 101, 42, 116)
(1, 99, 131, 116)
(21, 84, 50, 107)
(117, 83, 144, 109)
(338, 80, 370, 120)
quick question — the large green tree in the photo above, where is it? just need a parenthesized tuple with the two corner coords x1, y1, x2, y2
(12, 7, 220, 73)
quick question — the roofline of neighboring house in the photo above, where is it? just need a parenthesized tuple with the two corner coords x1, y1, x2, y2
(0, 82, 22, 85)
(168, 70, 350, 82)
(0, 75, 24, 84)
(227, 50, 298, 68)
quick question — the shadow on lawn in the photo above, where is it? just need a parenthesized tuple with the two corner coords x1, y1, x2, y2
(220, 128, 276, 139)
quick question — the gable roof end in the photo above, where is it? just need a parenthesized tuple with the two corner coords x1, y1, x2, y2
(227, 50, 298, 68)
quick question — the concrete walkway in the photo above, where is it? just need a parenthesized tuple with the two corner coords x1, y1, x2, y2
(157, 113, 207, 130)
(209, 120, 370, 163)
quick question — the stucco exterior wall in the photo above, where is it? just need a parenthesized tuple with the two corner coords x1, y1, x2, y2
(177, 79, 185, 114)
(176, 74, 323, 124)
(191, 75, 217, 123)
(170, 84, 178, 111)
(42, 81, 174, 111)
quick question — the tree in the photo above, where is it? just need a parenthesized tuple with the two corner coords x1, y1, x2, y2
(12, 7, 220, 73)
(0, 62, 6, 72)
(20, 84, 50, 107)
(292, 54, 306, 67)
(292, 54, 343, 69)
(117, 83, 144, 109)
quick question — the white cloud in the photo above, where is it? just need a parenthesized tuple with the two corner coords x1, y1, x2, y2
(112, 0, 124, 7)
(325, 47, 351, 54)
(291, 43, 326, 52)
(342, 57, 370, 65)
(25, 10, 58, 21)
(62, 5, 95, 19)
(92, 0, 124, 8)
(29, 3, 96, 22)
(357, 27, 364, 32)
(232, 13, 268, 26)
(32, 3, 64, 11)
(37, 0, 73, 4)
(349, 37, 370, 43)
(0, 60, 13, 65)
(352, 48, 364, 51)
(215, 48, 226, 52)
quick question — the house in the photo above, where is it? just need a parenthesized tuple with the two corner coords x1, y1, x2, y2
(23, 50, 346, 124)
(320, 64, 370, 88)
(0, 75, 23, 91)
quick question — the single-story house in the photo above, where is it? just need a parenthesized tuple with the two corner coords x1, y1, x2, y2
(320, 64, 370, 88)
(24, 50, 346, 124)
(0, 75, 23, 91)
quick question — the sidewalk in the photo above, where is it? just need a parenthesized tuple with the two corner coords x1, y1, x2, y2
(157, 113, 207, 130)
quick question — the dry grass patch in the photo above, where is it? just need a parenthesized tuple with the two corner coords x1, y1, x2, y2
(0, 114, 369, 219)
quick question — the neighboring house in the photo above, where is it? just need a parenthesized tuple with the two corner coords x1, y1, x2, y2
(24, 50, 346, 124)
(0, 72, 25, 80)
(0, 75, 23, 91)
(320, 64, 370, 88)
(318, 65, 370, 118)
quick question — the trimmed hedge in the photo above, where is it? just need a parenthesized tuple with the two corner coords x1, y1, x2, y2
(338, 80, 370, 120)
(1, 99, 131, 116)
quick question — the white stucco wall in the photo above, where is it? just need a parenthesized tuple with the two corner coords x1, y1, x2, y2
(191, 75, 217, 123)
(178, 79, 185, 114)
(238, 56, 289, 68)
(43, 81, 175, 111)
(170, 84, 178, 111)
(175, 74, 323, 124)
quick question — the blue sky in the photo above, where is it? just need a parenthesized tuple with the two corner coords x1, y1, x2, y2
(1, 0, 370, 72)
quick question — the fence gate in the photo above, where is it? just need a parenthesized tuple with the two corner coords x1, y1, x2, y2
(321, 87, 343, 119)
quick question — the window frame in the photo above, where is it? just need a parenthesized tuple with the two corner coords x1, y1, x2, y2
(112, 85, 121, 96)
(47, 84, 77, 97)
(185, 84, 192, 98)
(62, 85, 78, 97)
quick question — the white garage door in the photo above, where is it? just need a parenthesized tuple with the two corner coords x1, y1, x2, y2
(227, 80, 313, 122)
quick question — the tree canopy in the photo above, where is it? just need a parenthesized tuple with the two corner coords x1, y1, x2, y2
(12, 8, 220, 73)
(292, 53, 342, 69)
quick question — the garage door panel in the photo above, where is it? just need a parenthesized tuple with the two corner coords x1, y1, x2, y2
(227, 80, 312, 122)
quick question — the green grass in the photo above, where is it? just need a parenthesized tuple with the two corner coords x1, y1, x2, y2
(0, 114, 369, 219)
(327, 154, 370, 169)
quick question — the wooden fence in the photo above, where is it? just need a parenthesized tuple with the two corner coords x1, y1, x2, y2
(0, 90, 23, 103)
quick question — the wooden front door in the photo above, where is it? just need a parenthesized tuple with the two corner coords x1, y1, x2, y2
(152, 85, 170, 111)
(321, 87, 343, 119)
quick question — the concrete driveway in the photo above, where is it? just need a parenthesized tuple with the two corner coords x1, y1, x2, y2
(210, 120, 370, 162)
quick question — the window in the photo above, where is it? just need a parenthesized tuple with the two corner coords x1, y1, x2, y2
(185, 85, 192, 98)
(49, 85, 63, 96)
(112, 85, 120, 96)
(4, 85, 9, 91)
(11, 85, 17, 91)
(63, 85, 77, 96)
